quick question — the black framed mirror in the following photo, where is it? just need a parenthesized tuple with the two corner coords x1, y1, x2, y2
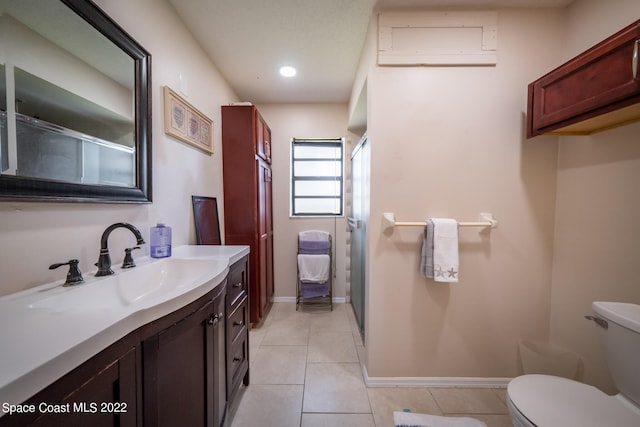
(0, 0, 152, 203)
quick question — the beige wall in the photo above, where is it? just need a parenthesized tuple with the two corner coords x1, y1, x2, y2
(256, 104, 351, 301)
(353, 0, 640, 387)
(550, 0, 640, 393)
(358, 8, 565, 380)
(0, 0, 238, 295)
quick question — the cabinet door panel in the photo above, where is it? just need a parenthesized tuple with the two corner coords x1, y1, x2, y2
(256, 111, 265, 160)
(143, 300, 211, 427)
(143, 286, 227, 427)
(262, 120, 272, 163)
(259, 235, 268, 316)
(211, 291, 227, 427)
(1, 347, 138, 427)
(257, 159, 272, 318)
(267, 235, 274, 306)
(254, 112, 272, 163)
(528, 20, 640, 137)
(533, 38, 639, 127)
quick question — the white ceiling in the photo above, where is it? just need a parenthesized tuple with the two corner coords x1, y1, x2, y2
(168, 0, 574, 104)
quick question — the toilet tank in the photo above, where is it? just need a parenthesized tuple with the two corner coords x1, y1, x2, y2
(592, 302, 640, 407)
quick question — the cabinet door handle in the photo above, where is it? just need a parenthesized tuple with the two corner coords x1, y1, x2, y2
(208, 314, 221, 326)
(233, 282, 243, 288)
(233, 357, 242, 363)
(233, 320, 244, 327)
(634, 39, 639, 80)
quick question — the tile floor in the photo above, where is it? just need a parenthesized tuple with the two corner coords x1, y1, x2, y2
(229, 302, 514, 427)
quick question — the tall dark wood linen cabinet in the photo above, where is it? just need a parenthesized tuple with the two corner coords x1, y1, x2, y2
(222, 105, 274, 324)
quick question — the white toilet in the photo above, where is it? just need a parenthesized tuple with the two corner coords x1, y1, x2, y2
(507, 301, 640, 427)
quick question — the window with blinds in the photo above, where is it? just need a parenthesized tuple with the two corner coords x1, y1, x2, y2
(291, 138, 343, 216)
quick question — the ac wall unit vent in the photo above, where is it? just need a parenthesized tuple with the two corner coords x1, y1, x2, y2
(378, 11, 498, 66)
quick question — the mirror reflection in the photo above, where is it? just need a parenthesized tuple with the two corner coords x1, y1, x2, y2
(0, 0, 143, 192)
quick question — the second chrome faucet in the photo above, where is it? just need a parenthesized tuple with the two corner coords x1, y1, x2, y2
(95, 223, 145, 276)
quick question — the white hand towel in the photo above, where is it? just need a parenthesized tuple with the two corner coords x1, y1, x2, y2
(432, 218, 459, 283)
(393, 411, 487, 427)
(297, 254, 330, 282)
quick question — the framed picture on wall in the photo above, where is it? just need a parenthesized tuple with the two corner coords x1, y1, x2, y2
(163, 86, 213, 154)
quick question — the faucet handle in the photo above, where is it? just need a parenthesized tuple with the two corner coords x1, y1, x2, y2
(49, 259, 84, 286)
(122, 247, 141, 269)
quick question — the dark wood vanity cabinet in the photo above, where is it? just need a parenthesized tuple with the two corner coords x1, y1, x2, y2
(142, 282, 226, 427)
(527, 19, 640, 137)
(225, 255, 250, 413)
(0, 335, 140, 427)
(0, 257, 250, 427)
(222, 106, 274, 325)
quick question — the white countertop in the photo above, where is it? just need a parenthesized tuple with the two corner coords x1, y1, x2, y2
(0, 245, 249, 410)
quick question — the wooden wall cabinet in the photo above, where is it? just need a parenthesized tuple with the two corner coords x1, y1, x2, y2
(222, 106, 274, 324)
(527, 19, 640, 138)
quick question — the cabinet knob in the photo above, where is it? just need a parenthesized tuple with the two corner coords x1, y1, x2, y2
(233, 320, 244, 327)
(208, 314, 219, 326)
(233, 282, 243, 288)
(233, 357, 241, 363)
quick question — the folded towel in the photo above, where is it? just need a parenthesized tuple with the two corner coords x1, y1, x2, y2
(393, 411, 487, 427)
(299, 240, 331, 254)
(432, 218, 459, 283)
(420, 219, 435, 278)
(300, 281, 330, 298)
(299, 230, 330, 241)
(297, 254, 330, 282)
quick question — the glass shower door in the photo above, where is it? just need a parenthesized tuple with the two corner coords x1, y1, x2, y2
(349, 135, 369, 339)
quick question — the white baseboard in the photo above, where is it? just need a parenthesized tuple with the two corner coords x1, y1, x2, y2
(272, 296, 296, 303)
(272, 296, 347, 304)
(362, 365, 511, 388)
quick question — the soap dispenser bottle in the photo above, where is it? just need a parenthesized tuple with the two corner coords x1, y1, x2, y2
(150, 223, 172, 258)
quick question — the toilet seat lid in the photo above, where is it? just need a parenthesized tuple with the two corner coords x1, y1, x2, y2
(508, 375, 640, 427)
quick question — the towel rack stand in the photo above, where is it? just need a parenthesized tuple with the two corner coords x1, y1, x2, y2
(382, 212, 497, 232)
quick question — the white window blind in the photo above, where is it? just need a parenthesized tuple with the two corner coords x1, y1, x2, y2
(291, 138, 343, 216)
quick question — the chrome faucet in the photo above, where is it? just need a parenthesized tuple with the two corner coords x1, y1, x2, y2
(95, 223, 145, 276)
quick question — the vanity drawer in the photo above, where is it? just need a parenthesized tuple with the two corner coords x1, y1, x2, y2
(227, 257, 248, 310)
(227, 296, 248, 344)
(226, 329, 248, 400)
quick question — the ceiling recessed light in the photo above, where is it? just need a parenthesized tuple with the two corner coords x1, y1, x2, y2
(279, 66, 297, 78)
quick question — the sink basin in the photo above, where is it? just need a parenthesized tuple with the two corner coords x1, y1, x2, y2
(28, 257, 228, 312)
(0, 245, 249, 410)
